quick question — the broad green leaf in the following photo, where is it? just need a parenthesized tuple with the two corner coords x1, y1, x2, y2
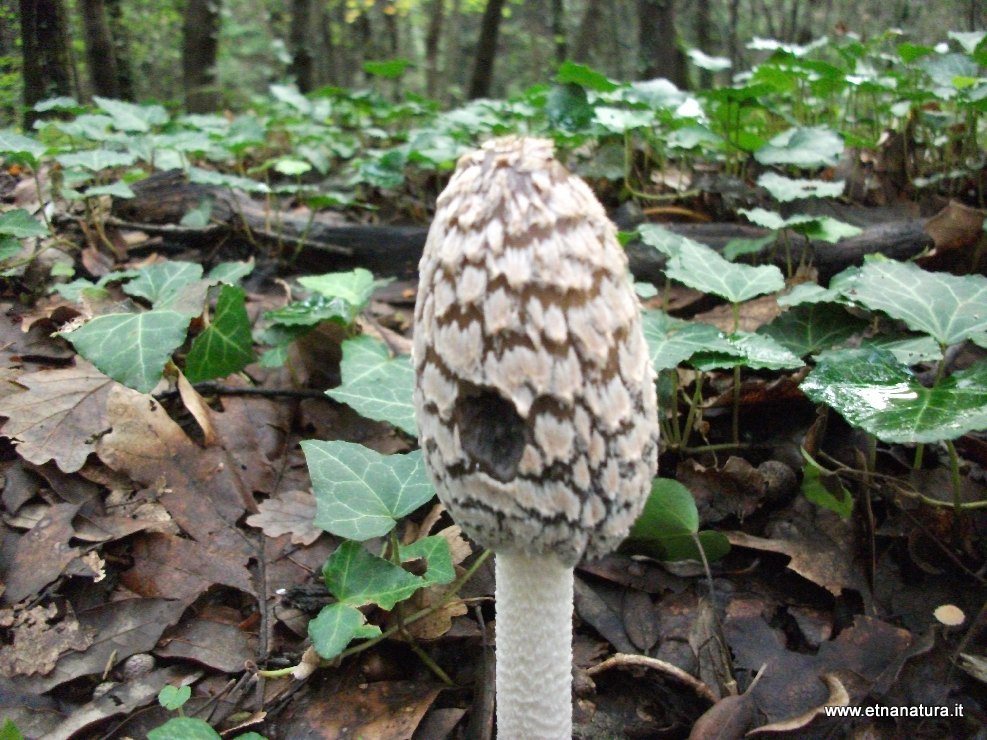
(859, 333, 942, 365)
(687, 48, 731, 71)
(0, 209, 48, 238)
(264, 295, 351, 327)
(692, 331, 803, 371)
(56, 149, 139, 171)
(303, 442, 433, 540)
(52, 114, 114, 141)
(0, 719, 23, 740)
(897, 42, 935, 63)
(401, 536, 455, 587)
(60, 310, 191, 393)
(84, 181, 135, 198)
(124, 261, 203, 306)
(188, 166, 271, 194)
(53, 269, 139, 301)
(0, 236, 20, 262)
(723, 235, 775, 261)
(920, 53, 978, 89)
(273, 158, 312, 176)
(298, 268, 380, 318)
(363, 58, 411, 79)
(641, 310, 738, 371)
(327, 335, 416, 435)
(323, 540, 423, 609)
(757, 172, 845, 202)
(948, 31, 986, 53)
(593, 107, 654, 133)
(207, 258, 254, 285)
(184, 285, 254, 382)
(308, 602, 374, 660)
(624, 478, 730, 562)
(147, 717, 221, 740)
(0, 130, 47, 161)
(158, 684, 191, 710)
(801, 349, 987, 444)
(556, 61, 619, 92)
(754, 126, 843, 168)
(843, 257, 987, 346)
(642, 225, 784, 303)
(180, 197, 213, 227)
(546, 83, 594, 131)
(797, 216, 862, 243)
(777, 267, 860, 307)
(801, 449, 853, 518)
(758, 304, 867, 357)
(94, 96, 167, 131)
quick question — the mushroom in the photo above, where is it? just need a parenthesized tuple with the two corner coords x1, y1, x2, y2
(413, 137, 659, 738)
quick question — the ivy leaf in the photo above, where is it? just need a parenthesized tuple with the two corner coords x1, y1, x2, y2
(123, 260, 204, 311)
(184, 285, 255, 382)
(308, 602, 378, 660)
(84, 181, 135, 199)
(94, 96, 167, 132)
(264, 294, 351, 327)
(298, 268, 383, 319)
(641, 310, 738, 371)
(842, 257, 987, 346)
(556, 61, 619, 92)
(157, 684, 191, 711)
(323, 540, 423, 609)
(758, 303, 867, 357)
(363, 58, 411, 79)
(624, 478, 730, 562)
(800, 350, 987, 444)
(327, 336, 416, 435)
(692, 331, 803, 371)
(60, 310, 191, 393)
(640, 225, 784, 303)
(401, 535, 455, 587)
(302, 442, 434, 540)
(0, 208, 49, 238)
(207, 258, 254, 285)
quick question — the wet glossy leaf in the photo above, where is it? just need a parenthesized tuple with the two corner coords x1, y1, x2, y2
(303, 441, 433, 540)
(758, 304, 867, 357)
(297, 268, 382, 319)
(308, 602, 377, 660)
(147, 717, 220, 740)
(801, 349, 987, 443)
(641, 310, 738, 371)
(859, 333, 942, 365)
(692, 331, 803, 371)
(842, 257, 987, 346)
(60, 311, 191, 393)
(123, 261, 203, 307)
(327, 335, 416, 435)
(184, 285, 254, 382)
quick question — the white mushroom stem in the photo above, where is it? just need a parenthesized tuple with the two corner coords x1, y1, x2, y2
(495, 551, 574, 740)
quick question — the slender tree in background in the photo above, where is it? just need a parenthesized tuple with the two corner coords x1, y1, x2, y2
(695, 0, 713, 87)
(79, 0, 119, 98)
(104, 0, 134, 100)
(182, 0, 221, 113)
(424, 0, 444, 99)
(636, 0, 687, 88)
(571, 0, 603, 63)
(551, 0, 566, 64)
(19, 0, 74, 127)
(467, 0, 506, 99)
(289, 0, 314, 92)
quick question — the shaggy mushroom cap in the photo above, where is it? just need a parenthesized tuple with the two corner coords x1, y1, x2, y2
(413, 137, 659, 567)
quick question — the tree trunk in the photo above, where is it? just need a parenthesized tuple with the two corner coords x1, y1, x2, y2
(636, 0, 686, 88)
(425, 0, 444, 99)
(467, 0, 506, 99)
(182, 0, 221, 113)
(79, 0, 119, 99)
(571, 0, 602, 63)
(19, 0, 74, 127)
(104, 0, 134, 99)
(551, 0, 566, 64)
(695, 0, 712, 88)
(727, 0, 740, 71)
(443, 0, 463, 100)
(288, 0, 314, 92)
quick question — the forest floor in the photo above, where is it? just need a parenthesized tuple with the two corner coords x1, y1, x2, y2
(0, 159, 986, 740)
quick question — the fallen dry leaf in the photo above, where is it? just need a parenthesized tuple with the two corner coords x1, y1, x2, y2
(120, 532, 255, 606)
(96, 385, 254, 557)
(246, 490, 321, 546)
(156, 615, 255, 672)
(2, 502, 83, 605)
(0, 603, 92, 677)
(0, 359, 115, 473)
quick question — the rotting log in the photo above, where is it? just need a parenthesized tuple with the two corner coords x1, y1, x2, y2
(111, 169, 934, 283)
